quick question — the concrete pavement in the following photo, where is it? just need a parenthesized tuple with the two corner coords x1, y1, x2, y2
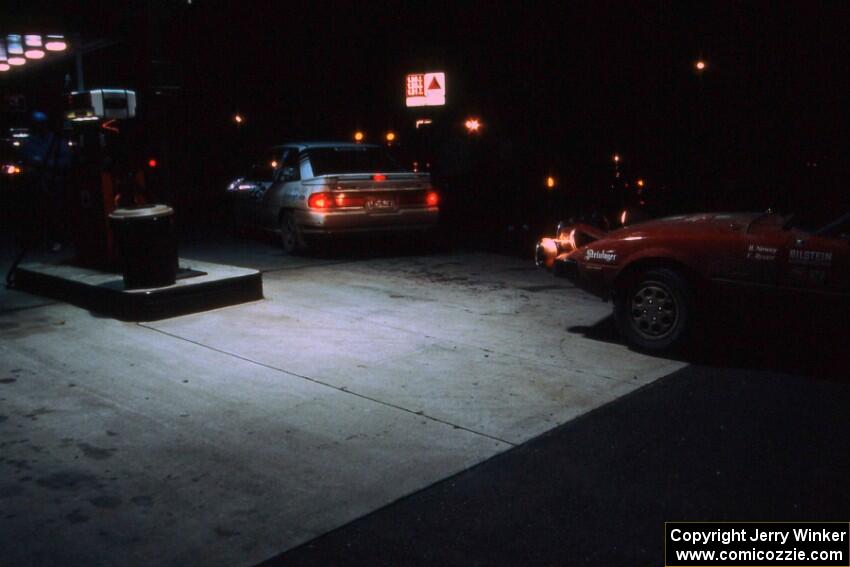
(0, 235, 685, 566)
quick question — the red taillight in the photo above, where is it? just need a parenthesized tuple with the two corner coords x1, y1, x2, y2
(309, 192, 368, 209)
(308, 192, 331, 209)
(334, 193, 367, 207)
(148, 158, 158, 168)
(425, 191, 439, 207)
(372, 174, 386, 182)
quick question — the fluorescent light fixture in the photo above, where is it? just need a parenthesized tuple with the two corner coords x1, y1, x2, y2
(45, 35, 67, 51)
(6, 35, 23, 54)
(24, 35, 42, 47)
(25, 49, 45, 59)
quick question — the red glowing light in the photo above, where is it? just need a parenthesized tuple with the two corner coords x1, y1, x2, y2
(148, 159, 158, 168)
(308, 193, 330, 209)
(425, 191, 439, 207)
(372, 174, 386, 182)
(101, 119, 119, 133)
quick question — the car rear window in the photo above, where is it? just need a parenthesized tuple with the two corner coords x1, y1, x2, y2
(306, 147, 407, 175)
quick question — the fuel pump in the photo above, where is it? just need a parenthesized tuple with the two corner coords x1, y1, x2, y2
(64, 88, 144, 267)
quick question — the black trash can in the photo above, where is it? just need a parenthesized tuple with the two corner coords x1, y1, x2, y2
(109, 204, 178, 289)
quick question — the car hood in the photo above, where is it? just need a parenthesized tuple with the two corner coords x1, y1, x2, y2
(605, 212, 772, 240)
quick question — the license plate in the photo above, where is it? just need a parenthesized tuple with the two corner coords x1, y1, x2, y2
(367, 198, 395, 210)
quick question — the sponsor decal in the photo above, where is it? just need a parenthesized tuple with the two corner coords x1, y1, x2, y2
(746, 244, 777, 261)
(585, 249, 617, 263)
(789, 249, 832, 267)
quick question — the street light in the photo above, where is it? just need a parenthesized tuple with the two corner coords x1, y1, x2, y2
(546, 176, 556, 190)
(464, 118, 481, 133)
(233, 113, 244, 125)
(385, 131, 396, 143)
(695, 60, 707, 71)
(354, 131, 365, 142)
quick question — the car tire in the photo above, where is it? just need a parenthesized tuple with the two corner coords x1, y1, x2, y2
(279, 211, 305, 254)
(614, 268, 691, 352)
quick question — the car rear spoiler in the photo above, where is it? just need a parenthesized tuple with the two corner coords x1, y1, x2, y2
(302, 173, 430, 186)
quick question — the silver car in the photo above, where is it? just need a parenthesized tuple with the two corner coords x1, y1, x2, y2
(226, 142, 440, 252)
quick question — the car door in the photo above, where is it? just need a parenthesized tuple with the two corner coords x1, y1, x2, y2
(256, 147, 301, 229)
(738, 230, 791, 287)
(781, 216, 850, 296)
(241, 148, 282, 227)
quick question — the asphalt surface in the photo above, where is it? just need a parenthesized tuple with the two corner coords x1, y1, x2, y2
(267, 361, 850, 566)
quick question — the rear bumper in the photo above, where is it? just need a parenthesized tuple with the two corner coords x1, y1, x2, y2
(295, 207, 439, 235)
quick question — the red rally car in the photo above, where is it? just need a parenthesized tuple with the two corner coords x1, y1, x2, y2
(536, 211, 850, 352)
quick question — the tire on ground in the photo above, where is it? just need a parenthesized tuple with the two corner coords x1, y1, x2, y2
(614, 267, 692, 352)
(279, 210, 306, 254)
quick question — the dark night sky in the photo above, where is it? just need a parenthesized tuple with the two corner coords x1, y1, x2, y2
(3, 1, 849, 216)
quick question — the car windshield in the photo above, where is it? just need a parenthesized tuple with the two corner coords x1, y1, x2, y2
(306, 147, 407, 175)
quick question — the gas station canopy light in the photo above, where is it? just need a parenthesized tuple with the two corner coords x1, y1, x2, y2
(45, 35, 67, 51)
(24, 35, 45, 59)
(6, 35, 23, 54)
(0, 33, 68, 73)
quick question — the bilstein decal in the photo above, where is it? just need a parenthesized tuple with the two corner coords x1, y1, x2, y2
(789, 249, 832, 267)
